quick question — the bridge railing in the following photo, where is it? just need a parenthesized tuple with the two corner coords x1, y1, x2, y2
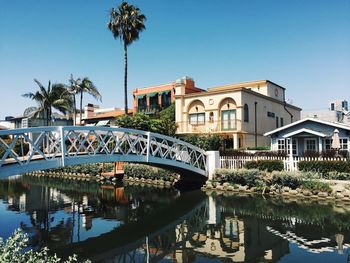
(0, 126, 207, 175)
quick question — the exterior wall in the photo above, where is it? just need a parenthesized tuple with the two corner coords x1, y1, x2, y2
(132, 77, 203, 114)
(302, 110, 350, 125)
(241, 91, 300, 142)
(175, 81, 301, 149)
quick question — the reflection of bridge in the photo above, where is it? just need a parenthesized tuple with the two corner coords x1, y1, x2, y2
(0, 126, 207, 178)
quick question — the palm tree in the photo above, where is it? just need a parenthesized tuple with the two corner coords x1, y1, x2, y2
(22, 79, 72, 126)
(108, 1, 146, 115)
(68, 76, 102, 125)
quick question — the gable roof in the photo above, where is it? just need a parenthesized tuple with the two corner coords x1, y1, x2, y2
(282, 128, 327, 138)
(264, 117, 350, 137)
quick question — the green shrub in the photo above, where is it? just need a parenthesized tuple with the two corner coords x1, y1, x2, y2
(298, 161, 350, 174)
(124, 164, 178, 181)
(323, 171, 350, 180)
(0, 228, 90, 263)
(271, 172, 301, 189)
(214, 168, 261, 187)
(301, 180, 332, 193)
(244, 160, 284, 172)
(179, 134, 223, 151)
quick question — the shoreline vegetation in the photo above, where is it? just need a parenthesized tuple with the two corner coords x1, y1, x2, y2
(21, 159, 350, 203)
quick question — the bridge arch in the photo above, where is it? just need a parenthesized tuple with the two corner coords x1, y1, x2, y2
(0, 126, 208, 179)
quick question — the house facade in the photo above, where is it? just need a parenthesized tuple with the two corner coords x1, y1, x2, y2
(132, 76, 203, 115)
(301, 99, 350, 125)
(175, 79, 301, 149)
(264, 118, 350, 156)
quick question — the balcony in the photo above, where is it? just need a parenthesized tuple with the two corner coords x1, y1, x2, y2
(136, 105, 161, 114)
(176, 119, 242, 134)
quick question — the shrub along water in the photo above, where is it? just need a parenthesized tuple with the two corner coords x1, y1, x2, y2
(244, 160, 284, 172)
(124, 164, 178, 182)
(298, 160, 350, 174)
(213, 169, 333, 194)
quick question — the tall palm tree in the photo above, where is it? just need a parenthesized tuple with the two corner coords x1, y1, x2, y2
(108, 1, 146, 115)
(22, 79, 72, 126)
(68, 76, 102, 125)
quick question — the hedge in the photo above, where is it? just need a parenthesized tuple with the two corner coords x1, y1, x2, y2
(124, 164, 178, 181)
(298, 161, 350, 174)
(213, 169, 332, 193)
(244, 160, 284, 172)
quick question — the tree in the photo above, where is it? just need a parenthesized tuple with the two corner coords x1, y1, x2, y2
(22, 79, 72, 126)
(68, 76, 102, 125)
(108, 1, 146, 115)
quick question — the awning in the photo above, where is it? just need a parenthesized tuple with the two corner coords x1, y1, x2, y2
(96, 120, 110, 126)
(159, 90, 171, 95)
(147, 92, 158, 98)
(136, 94, 146, 99)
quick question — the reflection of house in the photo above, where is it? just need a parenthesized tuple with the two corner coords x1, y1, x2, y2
(264, 118, 350, 156)
(184, 215, 288, 262)
(175, 79, 301, 149)
(132, 76, 203, 115)
(302, 99, 350, 125)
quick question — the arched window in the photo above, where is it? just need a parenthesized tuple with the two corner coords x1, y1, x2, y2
(244, 104, 249, 122)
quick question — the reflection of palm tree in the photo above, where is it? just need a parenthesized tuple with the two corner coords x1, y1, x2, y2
(22, 79, 72, 126)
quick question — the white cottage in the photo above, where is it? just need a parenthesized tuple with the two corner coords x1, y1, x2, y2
(264, 118, 350, 156)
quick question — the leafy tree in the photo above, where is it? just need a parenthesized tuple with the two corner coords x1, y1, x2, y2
(108, 1, 146, 115)
(67, 76, 101, 125)
(0, 228, 90, 262)
(115, 105, 177, 137)
(22, 79, 72, 126)
(180, 134, 223, 151)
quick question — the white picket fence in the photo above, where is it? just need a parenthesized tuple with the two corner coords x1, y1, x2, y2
(220, 156, 347, 172)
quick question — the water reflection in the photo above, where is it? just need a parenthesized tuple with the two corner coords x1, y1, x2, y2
(1, 176, 350, 262)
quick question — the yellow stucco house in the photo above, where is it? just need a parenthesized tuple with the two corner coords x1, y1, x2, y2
(175, 78, 301, 149)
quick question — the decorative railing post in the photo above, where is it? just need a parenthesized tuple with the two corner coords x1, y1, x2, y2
(206, 151, 220, 180)
(146, 131, 151, 162)
(60, 126, 66, 167)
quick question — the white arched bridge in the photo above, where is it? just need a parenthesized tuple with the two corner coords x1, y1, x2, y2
(0, 126, 208, 179)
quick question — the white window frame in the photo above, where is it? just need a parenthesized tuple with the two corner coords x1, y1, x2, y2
(304, 138, 317, 152)
(340, 138, 349, 151)
(277, 139, 285, 153)
(287, 138, 298, 156)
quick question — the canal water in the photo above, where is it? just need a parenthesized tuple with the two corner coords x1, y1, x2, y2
(1, 175, 350, 262)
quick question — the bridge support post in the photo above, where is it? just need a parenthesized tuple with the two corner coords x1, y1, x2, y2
(206, 151, 220, 181)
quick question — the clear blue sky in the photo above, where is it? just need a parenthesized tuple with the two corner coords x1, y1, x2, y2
(0, 0, 349, 119)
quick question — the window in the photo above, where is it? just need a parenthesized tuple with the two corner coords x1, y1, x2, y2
(209, 112, 214, 123)
(280, 118, 284, 127)
(330, 103, 335, 111)
(244, 104, 249, 122)
(342, 101, 348, 111)
(221, 110, 236, 130)
(276, 117, 279, 128)
(286, 139, 297, 155)
(340, 138, 348, 150)
(189, 113, 205, 125)
(323, 139, 332, 150)
(277, 139, 285, 152)
(305, 138, 317, 152)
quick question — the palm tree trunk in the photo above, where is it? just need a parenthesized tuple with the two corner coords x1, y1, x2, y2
(124, 43, 128, 115)
(80, 91, 83, 125)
